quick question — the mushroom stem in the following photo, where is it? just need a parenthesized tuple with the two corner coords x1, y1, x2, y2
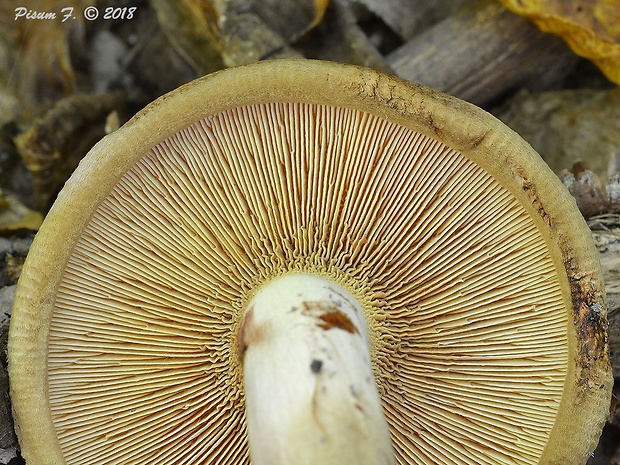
(239, 273, 394, 465)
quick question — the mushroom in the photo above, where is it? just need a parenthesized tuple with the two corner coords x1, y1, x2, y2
(9, 60, 611, 465)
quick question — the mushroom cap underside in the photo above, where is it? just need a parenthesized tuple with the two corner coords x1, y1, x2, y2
(8, 60, 611, 465)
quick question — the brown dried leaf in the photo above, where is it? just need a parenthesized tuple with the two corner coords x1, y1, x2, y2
(499, 0, 620, 83)
(15, 92, 126, 209)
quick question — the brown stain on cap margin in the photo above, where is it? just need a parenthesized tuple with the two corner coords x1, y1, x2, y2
(238, 305, 272, 360)
(512, 166, 551, 227)
(570, 272, 610, 390)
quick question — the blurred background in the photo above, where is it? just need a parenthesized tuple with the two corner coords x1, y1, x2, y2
(0, 0, 618, 463)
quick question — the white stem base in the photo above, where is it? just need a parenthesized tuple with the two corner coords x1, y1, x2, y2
(239, 273, 394, 465)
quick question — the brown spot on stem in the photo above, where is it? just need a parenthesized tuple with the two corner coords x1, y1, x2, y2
(317, 311, 359, 334)
(237, 305, 253, 357)
(238, 305, 272, 360)
(302, 301, 359, 334)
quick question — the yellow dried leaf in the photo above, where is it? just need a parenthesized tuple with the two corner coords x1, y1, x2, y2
(0, 194, 43, 231)
(291, 0, 331, 41)
(499, 0, 620, 83)
(307, 0, 331, 32)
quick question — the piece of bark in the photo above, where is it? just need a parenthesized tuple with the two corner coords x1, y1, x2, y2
(496, 88, 620, 179)
(0, 287, 16, 450)
(0, 124, 32, 208)
(126, 27, 197, 98)
(218, 10, 302, 66)
(14, 92, 126, 209)
(294, 0, 392, 73)
(0, 233, 34, 289)
(590, 215, 620, 378)
(246, 0, 316, 43)
(560, 167, 610, 218)
(0, 370, 15, 450)
(387, 0, 578, 106)
(352, 0, 470, 40)
(0, 27, 17, 127)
